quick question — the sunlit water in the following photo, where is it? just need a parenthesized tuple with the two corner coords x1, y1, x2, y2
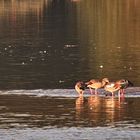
(0, 0, 140, 89)
(0, 0, 140, 139)
(0, 88, 140, 139)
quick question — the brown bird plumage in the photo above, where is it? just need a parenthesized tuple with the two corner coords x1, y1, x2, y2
(104, 79, 133, 96)
(75, 81, 86, 96)
(85, 78, 109, 94)
(115, 79, 133, 95)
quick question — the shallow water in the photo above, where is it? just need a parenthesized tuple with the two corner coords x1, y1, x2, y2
(0, 89, 140, 139)
(0, 0, 140, 139)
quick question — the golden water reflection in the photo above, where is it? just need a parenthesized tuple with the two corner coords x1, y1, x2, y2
(0, 0, 139, 88)
(0, 0, 48, 13)
(76, 0, 140, 83)
(0, 0, 48, 33)
(75, 96, 126, 125)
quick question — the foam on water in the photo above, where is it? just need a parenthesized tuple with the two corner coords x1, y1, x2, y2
(0, 89, 79, 98)
(0, 87, 140, 98)
(0, 126, 140, 140)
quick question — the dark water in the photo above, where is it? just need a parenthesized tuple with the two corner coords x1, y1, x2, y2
(0, 0, 140, 89)
(0, 1, 140, 139)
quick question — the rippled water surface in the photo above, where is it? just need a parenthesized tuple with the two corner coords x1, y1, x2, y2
(0, 0, 140, 89)
(0, 0, 140, 139)
(0, 89, 140, 139)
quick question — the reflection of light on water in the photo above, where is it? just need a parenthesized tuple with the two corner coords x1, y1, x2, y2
(87, 96, 102, 124)
(105, 97, 117, 123)
(105, 97, 116, 109)
(104, 97, 125, 125)
(0, 0, 48, 13)
(76, 0, 140, 83)
(88, 95, 101, 111)
(75, 96, 126, 125)
(71, 0, 81, 2)
(75, 96, 84, 120)
(0, 0, 49, 24)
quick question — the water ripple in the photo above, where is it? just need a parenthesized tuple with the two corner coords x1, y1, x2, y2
(0, 88, 140, 98)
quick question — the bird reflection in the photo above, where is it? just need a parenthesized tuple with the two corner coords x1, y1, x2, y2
(75, 96, 85, 120)
(87, 95, 103, 125)
(75, 95, 126, 126)
(104, 96, 125, 124)
(75, 96, 84, 108)
(88, 95, 101, 112)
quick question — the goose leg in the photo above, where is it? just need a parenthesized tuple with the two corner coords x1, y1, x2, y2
(121, 89, 125, 97)
(95, 89, 98, 95)
(112, 92, 114, 96)
(118, 90, 121, 97)
(122, 89, 125, 94)
(89, 88, 93, 94)
(120, 89, 125, 97)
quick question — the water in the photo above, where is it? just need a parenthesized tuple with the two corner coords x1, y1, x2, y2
(0, 0, 140, 139)
(0, 0, 140, 89)
(0, 89, 140, 139)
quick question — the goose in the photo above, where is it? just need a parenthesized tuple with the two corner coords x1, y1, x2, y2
(104, 79, 133, 96)
(85, 78, 109, 94)
(104, 82, 120, 96)
(75, 81, 86, 96)
(115, 79, 133, 95)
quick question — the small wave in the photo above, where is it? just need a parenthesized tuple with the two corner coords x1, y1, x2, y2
(0, 87, 140, 98)
(0, 126, 140, 140)
(0, 89, 79, 98)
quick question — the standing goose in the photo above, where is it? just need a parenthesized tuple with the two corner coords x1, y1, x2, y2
(85, 78, 109, 94)
(115, 79, 133, 95)
(104, 79, 133, 96)
(104, 82, 121, 96)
